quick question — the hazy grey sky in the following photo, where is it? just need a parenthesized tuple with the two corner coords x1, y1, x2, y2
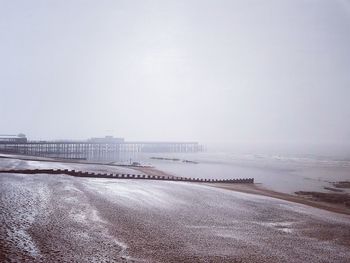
(1, 0, 350, 144)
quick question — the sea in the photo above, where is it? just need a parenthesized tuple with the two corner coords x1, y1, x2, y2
(116, 142, 350, 194)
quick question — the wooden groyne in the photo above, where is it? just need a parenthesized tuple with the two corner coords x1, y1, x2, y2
(0, 169, 254, 184)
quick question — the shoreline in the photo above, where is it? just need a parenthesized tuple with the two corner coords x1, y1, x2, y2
(0, 154, 149, 169)
(208, 183, 350, 216)
(129, 161, 350, 216)
(1, 154, 349, 216)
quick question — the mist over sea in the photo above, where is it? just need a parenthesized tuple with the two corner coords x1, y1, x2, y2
(124, 143, 350, 194)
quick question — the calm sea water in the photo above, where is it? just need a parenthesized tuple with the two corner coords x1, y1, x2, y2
(127, 150, 350, 194)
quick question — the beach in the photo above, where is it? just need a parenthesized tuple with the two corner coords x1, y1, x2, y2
(1, 156, 350, 262)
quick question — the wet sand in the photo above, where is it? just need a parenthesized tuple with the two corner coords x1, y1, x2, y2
(8, 154, 348, 216)
(132, 159, 350, 216)
(1, 158, 350, 262)
(210, 183, 350, 216)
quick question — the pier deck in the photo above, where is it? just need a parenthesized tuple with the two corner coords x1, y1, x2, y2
(0, 140, 202, 159)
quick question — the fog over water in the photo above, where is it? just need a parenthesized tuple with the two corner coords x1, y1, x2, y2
(1, 0, 350, 156)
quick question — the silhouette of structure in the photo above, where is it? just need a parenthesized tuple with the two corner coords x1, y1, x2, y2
(0, 134, 27, 143)
(0, 135, 202, 160)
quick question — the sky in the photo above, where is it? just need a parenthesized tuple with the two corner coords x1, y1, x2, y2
(1, 0, 350, 146)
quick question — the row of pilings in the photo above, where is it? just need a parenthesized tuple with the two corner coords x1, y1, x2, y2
(0, 169, 254, 184)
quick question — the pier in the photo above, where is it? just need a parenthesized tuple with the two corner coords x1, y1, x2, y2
(0, 135, 203, 160)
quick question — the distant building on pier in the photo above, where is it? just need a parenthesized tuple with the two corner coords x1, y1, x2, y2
(0, 134, 27, 143)
(88, 136, 124, 143)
